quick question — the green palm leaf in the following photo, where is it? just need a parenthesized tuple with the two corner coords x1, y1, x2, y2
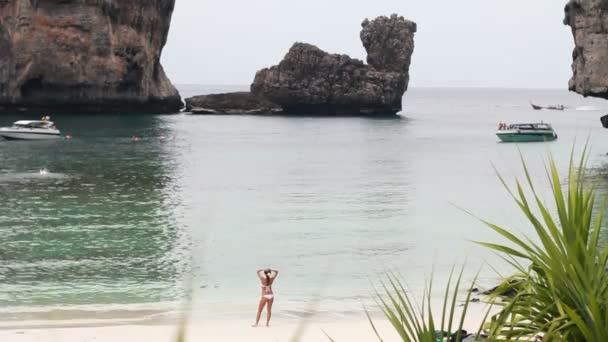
(479, 146, 608, 341)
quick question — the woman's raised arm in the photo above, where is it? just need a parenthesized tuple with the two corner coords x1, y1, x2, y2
(256, 269, 265, 280)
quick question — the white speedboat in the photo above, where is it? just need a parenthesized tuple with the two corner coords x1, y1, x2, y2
(0, 120, 62, 140)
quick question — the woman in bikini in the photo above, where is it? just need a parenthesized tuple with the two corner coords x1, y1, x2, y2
(253, 268, 279, 327)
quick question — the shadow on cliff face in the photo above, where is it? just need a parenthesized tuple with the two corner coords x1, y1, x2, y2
(0, 0, 182, 114)
(564, 1, 608, 114)
(562, 1, 608, 130)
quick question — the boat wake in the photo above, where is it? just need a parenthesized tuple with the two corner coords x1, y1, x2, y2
(575, 105, 601, 111)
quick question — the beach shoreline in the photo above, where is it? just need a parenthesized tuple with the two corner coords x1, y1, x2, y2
(0, 303, 493, 341)
(0, 317, 476, 342)
(0, 319, 393, 342)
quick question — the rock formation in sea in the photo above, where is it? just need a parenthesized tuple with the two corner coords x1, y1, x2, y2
(185, 92, 281, 115)
(0, 0, 182, 114)
(251, 14, 417, 115)
(564, 0, 608, 98)
(185, 14, 416, 116)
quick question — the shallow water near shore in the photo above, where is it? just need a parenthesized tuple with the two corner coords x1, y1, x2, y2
(2, 86, 608, 325)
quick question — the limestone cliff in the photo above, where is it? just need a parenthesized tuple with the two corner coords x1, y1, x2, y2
(0, 0, 182, 114)
(564, 0, 608, 98)
(251, 14, 416, 115)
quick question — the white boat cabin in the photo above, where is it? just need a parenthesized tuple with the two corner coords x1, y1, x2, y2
(507, 123, 554, 131)
(11, 120, 57, 129)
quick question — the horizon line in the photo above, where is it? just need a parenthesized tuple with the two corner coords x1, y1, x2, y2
(174, 83, 571, 91)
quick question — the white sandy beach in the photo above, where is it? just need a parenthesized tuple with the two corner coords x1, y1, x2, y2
(0, 304, 493, 342)
(0, 319, 401, 342)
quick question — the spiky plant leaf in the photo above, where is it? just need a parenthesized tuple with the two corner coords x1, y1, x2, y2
(480, 147, 608, 341)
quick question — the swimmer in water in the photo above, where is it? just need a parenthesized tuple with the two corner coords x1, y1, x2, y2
(253, 268, 279, 327)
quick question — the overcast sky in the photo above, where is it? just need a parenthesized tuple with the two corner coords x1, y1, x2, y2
(162, 0, 573, 89)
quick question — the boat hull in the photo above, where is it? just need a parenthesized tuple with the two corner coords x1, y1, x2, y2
(530, 104, 543, 110)
(496, 132, 557, 143)
(0, 130, 61, 140)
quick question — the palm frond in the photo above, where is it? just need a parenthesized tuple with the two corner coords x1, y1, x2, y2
(479, 147, 608, 341)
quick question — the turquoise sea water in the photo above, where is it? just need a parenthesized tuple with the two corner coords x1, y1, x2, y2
(1, 86, 608, 323)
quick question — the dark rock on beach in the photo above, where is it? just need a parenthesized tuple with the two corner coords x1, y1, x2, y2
(185, 92, 281, 115)
(0, 0, 182, 114)
(564, 0, 608, 99)
(251, 14, 417, 115)
(482, 279, 524, 299)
